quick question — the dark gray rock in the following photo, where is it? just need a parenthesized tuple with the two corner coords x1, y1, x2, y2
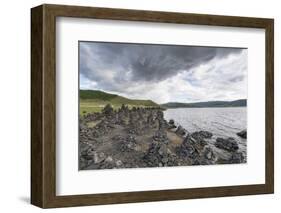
(167, 119, 177, 129)
(229, 152, 245, 163)
(116, 160, 123, 167)
(80, 104, 246, 169)
(168, 124, 177, 130)
(215, 137, 239, 152)
(102, 104, 114, 115)
(80, 144, 95, 161)
(191, 131, 213, 139)
(153, 130, 169, 144)
(168, 119, 175, 125)
(93, 152, 106, 164)
(190, 131, 213, 147)
(176, 135, 199, 159)
(175, 125, 186, 136)
(217, 151, 245, 164)
(143, 142, 177, 167)
(118, 135, 137, 152)
(237, 130, 247, 139)
(203, 147, 215, 160)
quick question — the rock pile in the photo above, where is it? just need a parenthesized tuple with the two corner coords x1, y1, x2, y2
(117, 134, 138, 152)
(176, 131, 216, 165)
(214, 137, 245, 164)
(143, 142, 178, 167)
(79, 104, 247, 170)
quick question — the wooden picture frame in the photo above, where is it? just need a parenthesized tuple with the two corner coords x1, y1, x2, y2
(31, 4, 274, 208)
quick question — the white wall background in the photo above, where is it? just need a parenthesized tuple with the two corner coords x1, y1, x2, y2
(0, 0, 279, 212)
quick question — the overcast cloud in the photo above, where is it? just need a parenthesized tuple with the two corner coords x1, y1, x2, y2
(79, 42, 247, 104)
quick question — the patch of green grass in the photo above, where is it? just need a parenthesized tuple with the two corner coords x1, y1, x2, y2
(79, 90, 162, 116)
(79, 99, 159, 115)
(80, 90, 159, 107)
(86, 121, 101, 128)
(80, 106, 103, 115)
(80, 100, 120, 115)
(80, 90, 118, 100)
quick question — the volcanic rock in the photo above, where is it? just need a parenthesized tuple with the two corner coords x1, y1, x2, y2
(215, 137, 239, 152)
(237, 130, 247, 139)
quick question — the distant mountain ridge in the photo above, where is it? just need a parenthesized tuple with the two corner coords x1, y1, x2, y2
(161, 99, 247, 108)
(80, 90, 159, 107)
(80, 90, 246, 110)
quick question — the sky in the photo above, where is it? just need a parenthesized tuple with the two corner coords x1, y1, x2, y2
(79, 41, 247, 104)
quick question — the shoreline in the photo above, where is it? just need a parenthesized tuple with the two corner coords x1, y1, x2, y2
(79, 105, 247, 170)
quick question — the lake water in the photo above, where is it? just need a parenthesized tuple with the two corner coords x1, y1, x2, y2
(163, 107, 247, 156)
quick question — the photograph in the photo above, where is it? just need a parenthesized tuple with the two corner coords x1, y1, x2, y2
(30, 4, 274, 207)
(78, 41, 248, 170)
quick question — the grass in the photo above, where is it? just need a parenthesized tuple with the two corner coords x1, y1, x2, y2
(80, 99, 120, 115)
(80, 99, 159, 115)
(79, 90, 160, 115)
(80, 90, 118, 100)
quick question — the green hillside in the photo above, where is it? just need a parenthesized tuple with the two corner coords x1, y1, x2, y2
(80, 90, 159, 114)
(80, 90, 118, 100)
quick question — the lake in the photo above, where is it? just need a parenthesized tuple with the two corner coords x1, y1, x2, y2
(163, 107, 247, 156)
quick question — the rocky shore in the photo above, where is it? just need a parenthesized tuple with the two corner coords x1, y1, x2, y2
(79, 104, 246, 170)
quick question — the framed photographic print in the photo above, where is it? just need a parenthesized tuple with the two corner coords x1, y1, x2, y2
(31, 4, 274, 208)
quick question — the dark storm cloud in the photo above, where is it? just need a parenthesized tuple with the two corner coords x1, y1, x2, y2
(79, 42, 243, 85)
(80, 42, 247, 103)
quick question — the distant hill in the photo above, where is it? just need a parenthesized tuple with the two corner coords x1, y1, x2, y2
(80, 90, 159, 107)
(161, 99, 247, 108)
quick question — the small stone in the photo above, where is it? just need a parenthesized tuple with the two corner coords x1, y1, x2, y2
(116, 160, 123, 167)
(86, 148, 95, 156)
(206, 151, 212, 160)
(105, 156, 113, 162)
(158, 145, 167, 156)
(162, 157, 169, 163)
(83, 155, 94, 160)
(229, 152, 245, 163)
(94, 152, 106, 163)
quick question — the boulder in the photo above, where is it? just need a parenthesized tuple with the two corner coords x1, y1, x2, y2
(203, 147, 215, 160)
(229, 152, 245, 164)
(237, 130, 247, 139)
(116, 160, 123, 167)
(167, 119, 177, 129)
(168, 119, 175, 125)
(102, 104, 114, 115)
(80, 144, 95, 161)
(191, 131, 213, 139)
(105, 156, 113, 163)
(143, 142, 176, 167)
(175, 125, 186, 136)
(176, 135, 199, 159)
(190, 131, 213, 146)
(215, 137, 239, 152)
(93, 152, 106, 164)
